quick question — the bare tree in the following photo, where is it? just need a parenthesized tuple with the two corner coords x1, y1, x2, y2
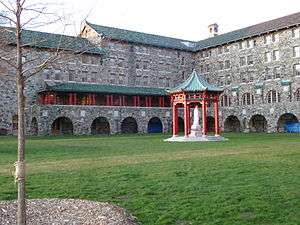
(0, 1, 102, 224)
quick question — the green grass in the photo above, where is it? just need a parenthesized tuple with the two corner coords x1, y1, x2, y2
(0, 133, 299, 225)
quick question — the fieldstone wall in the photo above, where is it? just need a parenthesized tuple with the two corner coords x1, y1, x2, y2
(27, 105, 172, 135)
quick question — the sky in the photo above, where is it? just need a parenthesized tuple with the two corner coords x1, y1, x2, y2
(1, 0, 300, 41)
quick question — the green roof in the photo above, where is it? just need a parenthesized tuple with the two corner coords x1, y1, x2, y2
(168, 70, 223, 93)
(0, 27, 104, 55)
(86, 12, 300, 51)
(195, 12, 300, 50)
(45, 82, 167, 96)
(86, 22, 196, 51)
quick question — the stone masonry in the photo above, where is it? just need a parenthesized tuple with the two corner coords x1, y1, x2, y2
(0, 13, 299, 135)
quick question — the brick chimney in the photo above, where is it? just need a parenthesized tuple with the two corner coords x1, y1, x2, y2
(208, 23, 218, 37)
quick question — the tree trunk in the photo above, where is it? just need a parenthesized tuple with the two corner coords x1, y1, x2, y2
(15, 0, 27, 224)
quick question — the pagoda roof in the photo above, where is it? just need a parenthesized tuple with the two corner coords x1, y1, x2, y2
(168, 70, 223, 93)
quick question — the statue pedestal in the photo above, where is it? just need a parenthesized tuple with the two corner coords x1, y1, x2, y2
(189, 125, 202, 137)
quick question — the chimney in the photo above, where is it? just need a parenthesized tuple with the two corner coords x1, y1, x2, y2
(208, 23, 218, 37)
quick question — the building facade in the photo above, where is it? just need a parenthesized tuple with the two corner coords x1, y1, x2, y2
(0, 12, 299, 135)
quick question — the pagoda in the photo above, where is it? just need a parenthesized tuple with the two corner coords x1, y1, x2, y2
(165, 70, 227, 141)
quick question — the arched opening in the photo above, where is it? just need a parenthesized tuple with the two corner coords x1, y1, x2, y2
(0, 128, 8, 135)
(148, 117, 163, 133)
(51, 117, 73, 135)
(12, 114, 18, 133)
(249, 114, 267, 132)
(224, 115, 241, 132)
(31, 117, 38, 136)
(91, 117, 110, 135)
(121, 117, 138, 134)
(206, 116, 215, 132)
(277, 113, 299, 132)
(178, 117, 184, 132)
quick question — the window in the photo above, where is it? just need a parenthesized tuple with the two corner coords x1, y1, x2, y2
(81, 55, 90, 64)
(54, 70, 61, 80)
(264, 35, 272, 44)
(247, 55, 254, 65)
(220, 95, 231, 107)
(273, 50, 280, 61)
(218, 47, 223, 55)
(294, 64, 300, 76)
(206, 64, 210, 72)
(226, 76, 231, 85)
(239, 42, 243, 49)
(273, 67, 281, 79)
(293, 46, 300, 57)
(292, 27, 300, 38)
(225, 60, 231, 69)
(240, 57, 246, 66)
(68, 73, 74, 81)
(224, 45, 230, 53)
(266, 90, 280, 103)
(218, 61, 224, 70)
(265, 67, 272, 80)
(242, 93, 254, 105)
(265, 52, 272, 62)
(181, 57, 185, 65)
(272, 33, 279, 42)
(295, 88, 300, 101)
(247, 39, 255, 48)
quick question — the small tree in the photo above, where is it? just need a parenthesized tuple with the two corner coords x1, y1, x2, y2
(0, 1, 102, 224)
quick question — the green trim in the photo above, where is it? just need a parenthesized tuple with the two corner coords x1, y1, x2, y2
(231, 86, 240, 91)
(45, 82, 167, 96)
(281, 79, 291, 86)
(254, 83, 264, 89)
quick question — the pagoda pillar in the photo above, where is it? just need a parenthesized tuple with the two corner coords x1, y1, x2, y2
(214, 95, 220, 136)
(202, 93, 207, 136)
(186, 103, 191, 135)
(172, 103, 178, 137)
(184, 101, 189, 138)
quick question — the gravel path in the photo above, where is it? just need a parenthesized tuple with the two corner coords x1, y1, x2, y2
(0, 199, 139, 225)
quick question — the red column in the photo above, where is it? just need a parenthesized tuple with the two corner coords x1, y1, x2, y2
(202, 93, 207, 136)
(92, 94, 96, 105)
(186, 104, 191, 135)
(184, 101, 189, 137)
(172, 103, 178, 137)
(106, 95, 110, 106)
(149, 96, 152, 107)
(119, 95, 122, 106)
(133, 96, 137, 107)
(162, 97, 165, 107)
(214, 96, 220, 136)
(123, 96, 126, 106)
(73, 93, 77, 105)
(137, 96, 140, 107)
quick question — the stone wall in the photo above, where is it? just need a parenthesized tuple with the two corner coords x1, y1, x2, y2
(195, 25, 300, 132)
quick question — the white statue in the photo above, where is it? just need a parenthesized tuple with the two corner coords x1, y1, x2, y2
(189, 105, 202, 137)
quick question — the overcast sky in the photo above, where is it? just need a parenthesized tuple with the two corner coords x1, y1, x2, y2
(1, 0, 300, 41)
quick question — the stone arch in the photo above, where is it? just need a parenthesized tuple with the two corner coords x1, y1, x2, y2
(91, 117, 110, 135)
(121, 117, 138, 134)
(0, 128, 8, 135)
(51, 116, 73, 135)
(31, 117, 38, 136)
(224, 115, 241, 132)
(277, 113, 299, 132)
(147, 117, 163, 133)
(206, 116, 215, 132)
(249, 114, 267, 132)
(12, 114, 18, 133)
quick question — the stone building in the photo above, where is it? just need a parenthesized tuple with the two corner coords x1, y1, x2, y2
(0, 12, 299, 135)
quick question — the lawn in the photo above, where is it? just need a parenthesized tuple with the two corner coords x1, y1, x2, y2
(0, 133, 299, 225)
